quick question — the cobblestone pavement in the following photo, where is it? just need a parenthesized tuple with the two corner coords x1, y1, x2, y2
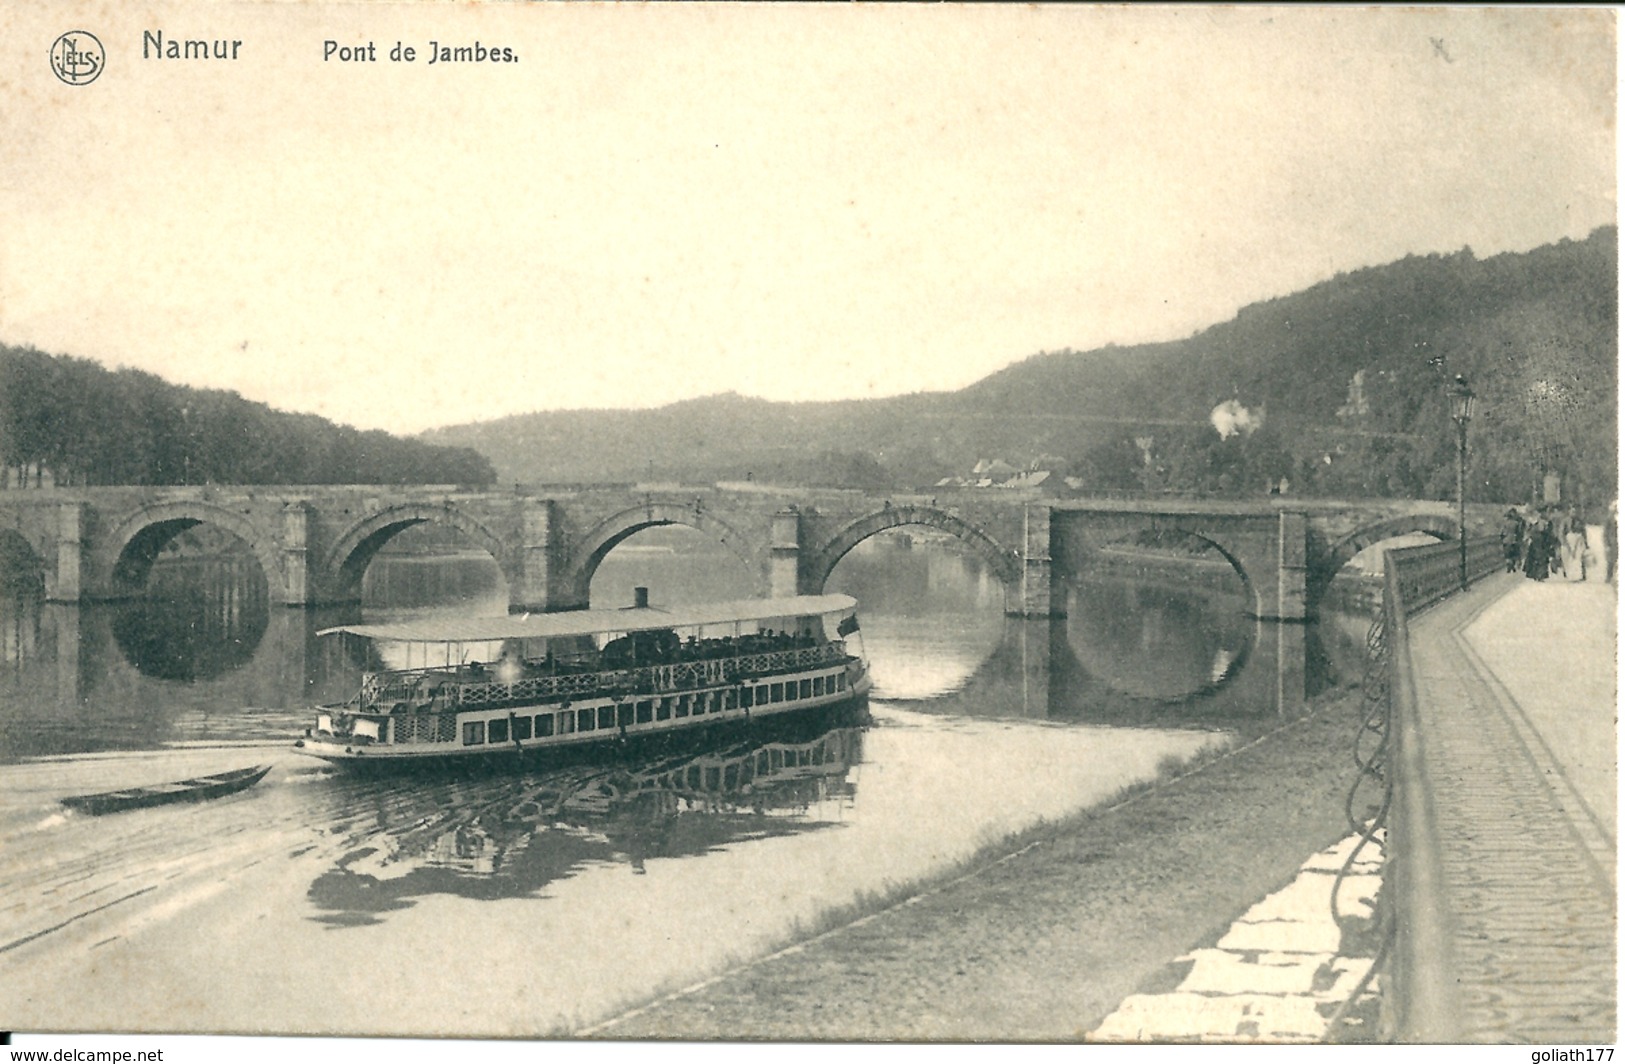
(1406, 574, 1616, 1042)
(1089, 828, 1383, 1043)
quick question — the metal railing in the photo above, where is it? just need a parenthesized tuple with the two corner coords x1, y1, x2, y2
(1386, 536, 1504, 617)
(360, 642, 849, 713)
(1369, 534, 1499, 1041)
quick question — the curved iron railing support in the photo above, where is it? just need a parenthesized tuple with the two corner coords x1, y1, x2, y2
(1364, 533, 1499, 1042)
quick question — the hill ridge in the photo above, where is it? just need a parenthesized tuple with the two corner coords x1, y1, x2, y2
(425, 227, 1617, 506)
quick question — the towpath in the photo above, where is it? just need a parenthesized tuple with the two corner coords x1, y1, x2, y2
(1397, 571, 1615, 1041)
(582, 701, 1365, 1040)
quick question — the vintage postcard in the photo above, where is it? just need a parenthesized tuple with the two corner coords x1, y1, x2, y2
(0, 2, 1614, 1055)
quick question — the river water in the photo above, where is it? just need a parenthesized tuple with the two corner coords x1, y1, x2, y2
(0, 528, 1372, 1036)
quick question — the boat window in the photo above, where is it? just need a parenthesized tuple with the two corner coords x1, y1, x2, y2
(599, 705, 617, 730)
(756, 685, 768, 705)
(656, 698, 671, 721)
(636, 700, 653, 724)
(535, 713, 554, 737)
(770, 683, 784, 703)
(512, 716, 532, 741)
(463, 721, 486, 746)
(673, 696, 688, 719)
(740, 686, 754, 709)
(799, 679, 813, 700)
(616, 703, 634, 727)
(835, 672, 845, 690)
(578, 707, 595, 732)
(489, 717, 510, 744)
(813, 676, 825, 697)
(722, 690, 737, 710)
(557, 711, 573, 735)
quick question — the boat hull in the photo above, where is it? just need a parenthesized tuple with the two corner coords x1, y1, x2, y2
(296, 689, 871, 774)
(60, 765, 273, 816)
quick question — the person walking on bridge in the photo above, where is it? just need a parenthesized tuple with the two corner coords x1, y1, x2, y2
(1524, 507, 1556, 581)
(1499, 507, 1525, 572)
(1605, 500, 1618, 584)
(1559, 507, 1589, 581)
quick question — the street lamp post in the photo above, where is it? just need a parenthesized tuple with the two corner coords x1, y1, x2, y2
(1450, 375, 1476, 589)
(180, 405, 191, 486)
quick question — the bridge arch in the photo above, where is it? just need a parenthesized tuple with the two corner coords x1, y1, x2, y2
(1309, 513, 1459, 612)
(807, 505, 1023, 592)
(1120, 531, 1259, 621)
(562, 501, 763, 607)
(104, 501, 285, 599)
(1058, 517, 1265, 620)
(0, 528, 47, 597)
(324, 503, 512, 603)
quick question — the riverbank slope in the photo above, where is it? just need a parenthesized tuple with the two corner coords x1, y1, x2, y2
(587, 696, 1363, 1041)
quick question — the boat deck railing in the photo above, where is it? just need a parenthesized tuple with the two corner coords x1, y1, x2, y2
(358, 641, 850, 713)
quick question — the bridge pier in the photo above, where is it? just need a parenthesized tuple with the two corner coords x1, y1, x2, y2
(1253, 512, 1309, 622)
(47, 503, 86, 604)
(1011, 504, 1063, 618)
(280, 503, 312, 606)
(511, 500, 565, 613)
(771, 509, 803, 598)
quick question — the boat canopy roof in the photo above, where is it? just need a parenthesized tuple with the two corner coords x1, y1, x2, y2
(316, 594, 858, 644)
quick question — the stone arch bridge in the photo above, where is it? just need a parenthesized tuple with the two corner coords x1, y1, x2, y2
(0, 485, 1502, 621)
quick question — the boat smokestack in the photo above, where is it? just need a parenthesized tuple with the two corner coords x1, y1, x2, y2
(633, 586, 649, 609)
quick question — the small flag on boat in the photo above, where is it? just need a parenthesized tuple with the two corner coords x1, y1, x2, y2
(837, 614, 860, 636)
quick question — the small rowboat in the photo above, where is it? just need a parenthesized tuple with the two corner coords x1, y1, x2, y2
(60, 764, 273, 816)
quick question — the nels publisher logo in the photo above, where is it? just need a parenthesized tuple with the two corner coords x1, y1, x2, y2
(51, 30, 104, 85)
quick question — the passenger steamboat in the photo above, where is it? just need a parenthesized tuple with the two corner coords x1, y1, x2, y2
(294, 591, 870, 767)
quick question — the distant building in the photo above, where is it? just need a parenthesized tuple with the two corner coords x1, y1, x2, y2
(1001, 470, 1051, 490)
(942, 458, 1058, 493)
(972, 458, 1019, 479)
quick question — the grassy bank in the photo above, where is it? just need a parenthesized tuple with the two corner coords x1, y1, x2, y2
(587, 690, 1365, 1041)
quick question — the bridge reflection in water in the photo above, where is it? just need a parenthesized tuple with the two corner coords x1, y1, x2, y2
(866, 606, 1315, 724)
(850, 570, 1364, 727)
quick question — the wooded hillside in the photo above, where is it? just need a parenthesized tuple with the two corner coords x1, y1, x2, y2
(425, 228, 1617, 508)
(0, 347, 497, 488)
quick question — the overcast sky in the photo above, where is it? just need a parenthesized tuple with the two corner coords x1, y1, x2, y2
(1, 4, 1614, 433)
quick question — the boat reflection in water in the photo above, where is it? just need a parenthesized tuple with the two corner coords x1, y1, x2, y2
(305, 708, 867, 927)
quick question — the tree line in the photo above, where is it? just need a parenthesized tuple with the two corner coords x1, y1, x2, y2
(0, 345, 497, 488)
(426, 228, 1616, 515)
